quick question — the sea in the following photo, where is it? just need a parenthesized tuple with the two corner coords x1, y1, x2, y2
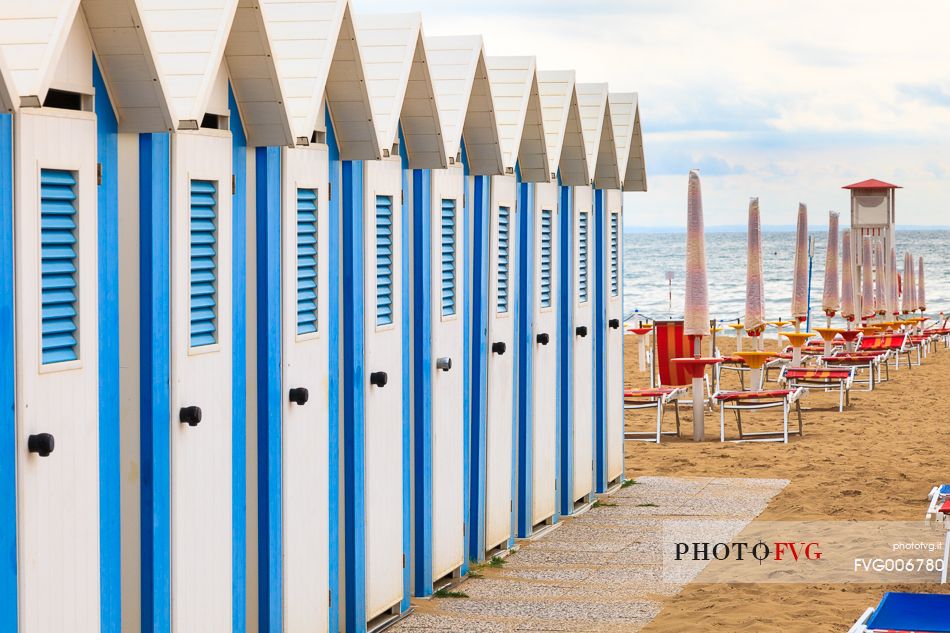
(622, 229, 949, 329)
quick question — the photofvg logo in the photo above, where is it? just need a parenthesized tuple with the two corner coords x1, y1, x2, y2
(660, 520, 946, 584)
(674, 540, 822, 563)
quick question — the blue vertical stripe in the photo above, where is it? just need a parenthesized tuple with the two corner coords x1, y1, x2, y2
(95, 57, 121, 633)
(327, 112, 342, 633)
(39, 169, 79, 364)
(0, 112, 17, 633)
(296, 189, 319, 334)
(593, 190, 607, 493)
(256, 147, 282, 633)
(556, 184, 574, 517)
(342, 158, 367, 630)
(398, 135, 412, 609)
(139, 132, 171, 633)
(411, 168, 433, 596)
(459, 157, 471, 577)
(515, 176, 535, 537)
(229, 84, 248, 633)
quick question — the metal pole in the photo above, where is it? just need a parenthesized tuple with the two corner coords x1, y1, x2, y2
(692, 337, 704, 442)
(805, 235, 816, 331)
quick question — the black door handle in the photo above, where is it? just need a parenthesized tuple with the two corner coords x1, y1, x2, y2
(436, 357, 452, 372)
(28, 433, 54, 457)
(179, 406, 202, 427)
(370, 371, 388, 388)
(289, 387, 309, 406)
(491, 341, 506, 355)
(536, 333, 550, 345)
(576, 326, 588, 337)
(609, 319, 620, 329)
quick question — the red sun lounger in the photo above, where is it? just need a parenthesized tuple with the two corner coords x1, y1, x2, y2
(779, 366, 855, 412)
(713, 387, 805, 443)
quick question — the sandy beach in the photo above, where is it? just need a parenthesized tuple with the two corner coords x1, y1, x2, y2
(626, 333, 950, 631)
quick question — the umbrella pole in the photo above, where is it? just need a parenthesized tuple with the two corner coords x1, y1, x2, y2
(693, 337, 704, 442)
(638, 335, 646, 372)
(824, 315, 833, 355)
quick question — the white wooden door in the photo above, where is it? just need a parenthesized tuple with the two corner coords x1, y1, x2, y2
(531, 183, 558, 526)
(363, 158, 404, 619)
(170, 131, 233, 632)
(571, 187, 593, 503)
(429, 167, 465, 580)
(484, 175, 515, 551)
(15, 109, 100, 633)
(605, 197, 624, 484)
(281, 146, 330, 631)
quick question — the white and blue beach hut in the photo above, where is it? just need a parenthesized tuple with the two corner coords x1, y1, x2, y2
(418, 33, 503, 595)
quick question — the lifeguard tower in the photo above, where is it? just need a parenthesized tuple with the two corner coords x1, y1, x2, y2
(843, 178, 900, 314)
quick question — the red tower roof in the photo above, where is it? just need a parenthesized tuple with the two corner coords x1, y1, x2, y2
(842, 178, 902, 190)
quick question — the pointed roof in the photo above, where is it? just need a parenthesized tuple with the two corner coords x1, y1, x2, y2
(608, 92, 646, 192)
(83, 0, 174, 132)
(355, 12, 445, 169)
(0, 48, 15, 112)
(223, 0, 293, 146)
(537, 70, 588, 187)
(576, 82, 620, 189)
(260, 0, 377, 157)
(843, 179, 901, 190)
(425, 35, 502, 176)
(486, 56, 548, 183)
(136, 0, 238, 129)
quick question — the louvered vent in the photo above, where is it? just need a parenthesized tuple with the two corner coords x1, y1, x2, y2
(190, 180, 217, 347)
(497, 206, 510, 313)
(376, 195, 394, 326)
(610, 213, 619, 296)
(441, 199, 456, 316)
(578, 211, 589, 303)
(40, 169, 79, 364)
(297, 188, 318, 335)
(540, 209, 553, 308)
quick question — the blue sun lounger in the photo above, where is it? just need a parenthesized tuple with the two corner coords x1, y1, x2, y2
(849, 592, 950, 632)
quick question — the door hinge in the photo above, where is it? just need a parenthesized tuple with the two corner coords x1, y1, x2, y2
(402, 553, 406, 569)
(328, 181, 332, 201)
(328, 590, 332, 606)
(97, 162, 102, 186)
(400, 190, 404, 205)
(232, 174, 236, 195)
(510, 500, 513, 512)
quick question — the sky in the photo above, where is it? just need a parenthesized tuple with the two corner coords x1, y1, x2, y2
(355, 0, 950, 228)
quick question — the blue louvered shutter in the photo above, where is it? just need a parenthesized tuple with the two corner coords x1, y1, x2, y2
(40, 169, 79, 364)
(297, 188, 318, 335)
(610, 213, 619, 296)
(190, 180, 217, 347)
(376, 195, 394, 326)
(441, 199, 456, 316)
(578, 211, 589, 303)
(496, 206, 510, 313)
(540, 209, 553, 308)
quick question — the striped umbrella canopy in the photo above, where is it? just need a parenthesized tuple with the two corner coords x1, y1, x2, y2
(861, 237, 874, 319)
(745, 197, 766, 333)
(874, 241, 886, 315)
(888, 246, 899, 316)
(902, 251, 915, 314)
(821, 212, 840, 316)
(840, 232, 856, 320)
(790, 203, 809, 320)
(684, 170, 709, 337)
(918, 256, 926, 311)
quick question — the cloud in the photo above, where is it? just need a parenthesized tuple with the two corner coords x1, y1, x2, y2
(898, 84, 950, 108)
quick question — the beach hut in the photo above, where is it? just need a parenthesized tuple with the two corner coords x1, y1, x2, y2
(575, 83, 620, 491)
(415, 33, 502, 595)
(603, 92, 645, 488)
(0, 2, 129, 629)
(353, 12, 448, 624)
(470, 55, 548, 559)
(535, 71, 593, 518)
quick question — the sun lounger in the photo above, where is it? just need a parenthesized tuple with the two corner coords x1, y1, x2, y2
(779, 366, 855, 412)
(925, 484, 950, 523)
(624, 320, 702, 443)
(714, 387, 805, 443)
(849, 592, 950, 632)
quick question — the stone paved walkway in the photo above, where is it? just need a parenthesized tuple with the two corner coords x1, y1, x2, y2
(390, 476, 787, 632)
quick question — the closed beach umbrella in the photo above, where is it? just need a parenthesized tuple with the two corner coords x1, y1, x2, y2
(745, 198, 765, 334)
(790, 203, 809, 324)
(918, 256, 926, 312)
(902, 252, 915, 314)
(888, 246, 899, 316)
(874, 241, 886, 315)
(861, 237, 874, 319)
(821, 212, 839, 316)
(840, 232, 856, 321)
(684, 170, 709, 339)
